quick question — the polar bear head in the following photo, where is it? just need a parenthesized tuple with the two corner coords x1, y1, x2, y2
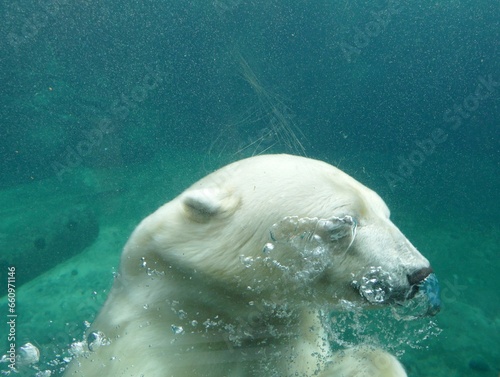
(122, 154, 439, 315)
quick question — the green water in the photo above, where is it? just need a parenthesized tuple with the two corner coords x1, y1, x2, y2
(0, 0, 498, 376)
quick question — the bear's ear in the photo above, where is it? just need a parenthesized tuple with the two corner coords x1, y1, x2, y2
(181, 188, 240, 223)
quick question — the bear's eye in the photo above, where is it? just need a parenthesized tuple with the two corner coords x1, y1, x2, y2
(269, 215, 358, 255)
(323, 215, 357, 242)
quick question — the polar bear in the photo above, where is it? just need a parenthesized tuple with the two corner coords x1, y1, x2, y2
(64, 154, 440, 377)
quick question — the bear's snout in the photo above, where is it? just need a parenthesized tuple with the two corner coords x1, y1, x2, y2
(407, 266, 434, 286)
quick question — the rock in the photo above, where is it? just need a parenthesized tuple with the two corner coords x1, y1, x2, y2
(0, 205, 99, 291)
(468, 357, 491, 372)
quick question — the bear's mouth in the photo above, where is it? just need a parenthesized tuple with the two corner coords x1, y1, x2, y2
(351, 267, 441, 317)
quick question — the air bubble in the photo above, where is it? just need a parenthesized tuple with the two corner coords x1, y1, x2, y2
(352, 266, 394, 304)
(87, 331, 110, 351)
(267, 215, 357, 283)
(69, 341, 86, 357)
(203, 319, 218, 328)
(17, 342, 40, 365)
(146, 268, 165, 277)
(35, 371, 52, 377)
(263, 242, 275, 253)
(171, 325, 184, 335)
(240, 256, 254, 268)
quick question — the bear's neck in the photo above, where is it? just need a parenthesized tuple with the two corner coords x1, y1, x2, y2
(116, 259, 304, 348)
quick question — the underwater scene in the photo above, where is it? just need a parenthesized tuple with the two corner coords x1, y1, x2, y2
(0, 0, 498, 376)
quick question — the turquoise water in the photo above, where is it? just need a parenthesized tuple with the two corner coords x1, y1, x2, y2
(0, 0, 498, 376)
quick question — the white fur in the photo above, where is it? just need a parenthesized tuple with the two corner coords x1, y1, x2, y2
(64, 154, 432, 377)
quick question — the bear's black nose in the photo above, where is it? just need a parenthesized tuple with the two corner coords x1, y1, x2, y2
(407, 266, 434, 286)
